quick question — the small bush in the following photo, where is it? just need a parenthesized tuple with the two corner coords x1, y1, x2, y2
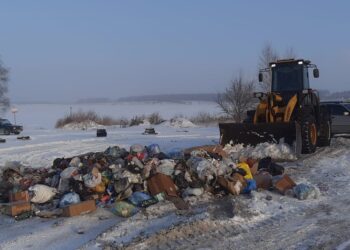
(55, 110, 127, 128)
(129, 115, 146, 127)
(189, 112, 230, 125)
(148, 112, 164, 125)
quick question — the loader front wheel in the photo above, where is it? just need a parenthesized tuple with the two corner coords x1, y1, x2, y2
(300, 111, 317, 154)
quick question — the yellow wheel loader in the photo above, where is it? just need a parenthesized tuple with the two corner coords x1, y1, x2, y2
(219, 59, 331, 154)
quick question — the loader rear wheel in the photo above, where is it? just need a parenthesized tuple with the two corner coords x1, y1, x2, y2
(300, 110, 317, 154)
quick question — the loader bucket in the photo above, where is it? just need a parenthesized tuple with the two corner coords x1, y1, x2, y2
(219, 122, 302, 155)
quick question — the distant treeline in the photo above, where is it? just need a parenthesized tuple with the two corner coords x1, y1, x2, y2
(75, 91, 350, 104)
(77, 93, 218, 104)
(319, 90, 350, 101)
(116, 93, 217, 102)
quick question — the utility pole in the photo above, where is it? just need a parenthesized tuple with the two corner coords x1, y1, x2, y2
(11, 107, 18, 125)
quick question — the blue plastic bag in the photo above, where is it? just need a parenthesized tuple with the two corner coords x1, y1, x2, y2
(147, 144, 161, 157)
(293, 183, 320, 200)
(242, 179, 257, 194)
(128, 191, 153, 207)
(59, 192, 81, 208)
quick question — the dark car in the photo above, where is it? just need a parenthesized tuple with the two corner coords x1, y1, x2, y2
(0, 118, 23, 135)
(321, 102, 350, 134)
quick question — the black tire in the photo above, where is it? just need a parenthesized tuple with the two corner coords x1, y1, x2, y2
(318, 120, 331, 147)
(300, 107, 317, 154)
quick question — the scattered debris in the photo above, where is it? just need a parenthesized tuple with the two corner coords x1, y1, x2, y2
(96, 129, 107, 137)
(143, 128, 158, 135)
(17, 136, 31, 140)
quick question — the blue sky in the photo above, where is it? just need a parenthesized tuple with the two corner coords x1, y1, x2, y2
(0, 1, 349, 102)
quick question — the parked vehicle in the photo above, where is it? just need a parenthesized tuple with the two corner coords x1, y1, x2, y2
(321, 102, 350, 134)
(0, 118, 23, 135)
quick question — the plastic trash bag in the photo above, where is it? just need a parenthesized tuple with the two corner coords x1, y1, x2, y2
(182, 187, 204, 197)
(29, 184, 57, 203)
(59, 192, 81, 208)
(293, 183, 320, 200)
(130, 144, 145, 154)
(237, 162, 253, 180)
(128, 191, 153, 207)
(147, 144, 161, 157)
(83, 172, 102, 188)
(104, 146, 128, 158)
(187, 157, 215, 182)
(242, 179, 257, 194)
(69, 157, 81, 168)
(157, 159, 176, 176)
(112, 201, 139, 218)
(60, 167, 78, 179)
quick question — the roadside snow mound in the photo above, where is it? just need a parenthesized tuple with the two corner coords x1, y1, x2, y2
(164, 118, 197, 128)
(224, 142, 296, 161)
(141, 119, 151, 126)
(62, 120, 103, 130)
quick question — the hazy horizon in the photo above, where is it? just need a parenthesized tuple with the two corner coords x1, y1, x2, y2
(1, 1, 350, 103)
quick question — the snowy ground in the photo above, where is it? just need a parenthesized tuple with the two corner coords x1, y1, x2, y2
(86, 136, 350, 250)
(2, 101, 220, 129)
(1, 122, 350, 249)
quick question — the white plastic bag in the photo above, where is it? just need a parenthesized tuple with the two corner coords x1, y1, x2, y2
(29, 184, 57, 203)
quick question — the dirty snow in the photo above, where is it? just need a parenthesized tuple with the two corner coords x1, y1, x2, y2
(61, 121, 104, 130)
(162, 117, 197, 128)
(223, 142, 296, 161)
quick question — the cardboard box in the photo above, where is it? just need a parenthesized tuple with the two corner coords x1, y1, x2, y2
(147, 173, 177, 197)
(5, 202, 32, 216)
(62, 200, 96, 217)
(275, 175, 296, 194)
(9, 191, 30, 202)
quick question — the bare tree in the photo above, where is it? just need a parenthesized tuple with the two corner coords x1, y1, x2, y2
(284, 47, 297, 59)
(258, 44, 298, 92)
(0, 58, 10, 114)
(217, 72, 256, 122)
(258, 43, 279, 92)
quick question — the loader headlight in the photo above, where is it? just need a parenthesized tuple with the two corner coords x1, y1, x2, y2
(298, 61, 303, 65)
(271, 64, 276, 68)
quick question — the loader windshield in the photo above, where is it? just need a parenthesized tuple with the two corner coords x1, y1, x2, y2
(271, 64, 303, 92)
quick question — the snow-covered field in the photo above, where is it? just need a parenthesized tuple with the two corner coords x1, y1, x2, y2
(1, 103, 350, 250)
(2, 101, 220, 129)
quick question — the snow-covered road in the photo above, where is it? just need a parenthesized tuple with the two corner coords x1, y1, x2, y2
(0, 125, 219, 168)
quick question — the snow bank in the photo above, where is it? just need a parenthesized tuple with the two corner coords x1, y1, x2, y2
(224, 142, 296, 161)
(162, 118, 197, 128)
(61, 121, 103, 130)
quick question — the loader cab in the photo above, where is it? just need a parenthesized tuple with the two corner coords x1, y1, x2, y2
(271, 61, 307, 92)
(259, 59, 319, 93)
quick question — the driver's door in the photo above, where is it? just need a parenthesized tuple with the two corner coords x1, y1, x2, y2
(330, 105, 350, 133)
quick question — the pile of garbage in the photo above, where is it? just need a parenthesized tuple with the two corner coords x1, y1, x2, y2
(0, 144, 319, 220)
